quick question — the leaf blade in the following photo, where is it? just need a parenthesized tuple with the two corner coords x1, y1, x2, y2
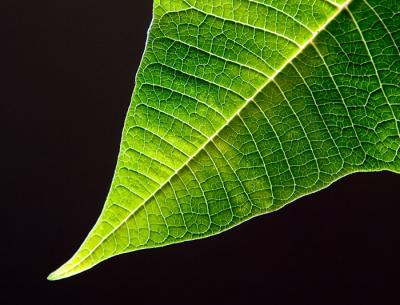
(49, 0, 400, 280)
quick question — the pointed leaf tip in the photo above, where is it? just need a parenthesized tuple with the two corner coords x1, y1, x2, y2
(47, 264, 70, 281)
(47, 271, 60, 281)
(47, 258, 82, 281)
(47, 248, 103, 280)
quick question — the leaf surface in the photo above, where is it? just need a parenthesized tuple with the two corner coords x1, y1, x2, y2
(49, 0, 400, 280)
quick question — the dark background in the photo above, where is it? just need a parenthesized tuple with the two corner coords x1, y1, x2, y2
(1, 1, 399, 304)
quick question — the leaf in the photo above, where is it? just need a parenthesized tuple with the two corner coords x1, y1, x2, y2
(48, 0, 400, 280)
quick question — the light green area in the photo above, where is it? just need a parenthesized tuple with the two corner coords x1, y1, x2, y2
(48, 0, 400, 280)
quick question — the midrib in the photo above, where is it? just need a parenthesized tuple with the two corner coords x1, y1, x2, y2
(54, 0, 352, 278)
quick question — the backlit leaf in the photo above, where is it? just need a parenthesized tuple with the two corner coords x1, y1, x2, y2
(48, 0, 400, 280)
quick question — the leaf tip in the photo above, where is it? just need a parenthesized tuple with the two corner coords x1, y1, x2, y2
(47, 258, 84, 281)
(47, 266, 80, 281)
(47, 268, 65, 281)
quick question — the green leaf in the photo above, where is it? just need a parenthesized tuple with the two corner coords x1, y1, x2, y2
(48, 0, 400, 280)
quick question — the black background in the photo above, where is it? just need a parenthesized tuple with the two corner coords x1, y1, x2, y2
(2, 1, 399, 304)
